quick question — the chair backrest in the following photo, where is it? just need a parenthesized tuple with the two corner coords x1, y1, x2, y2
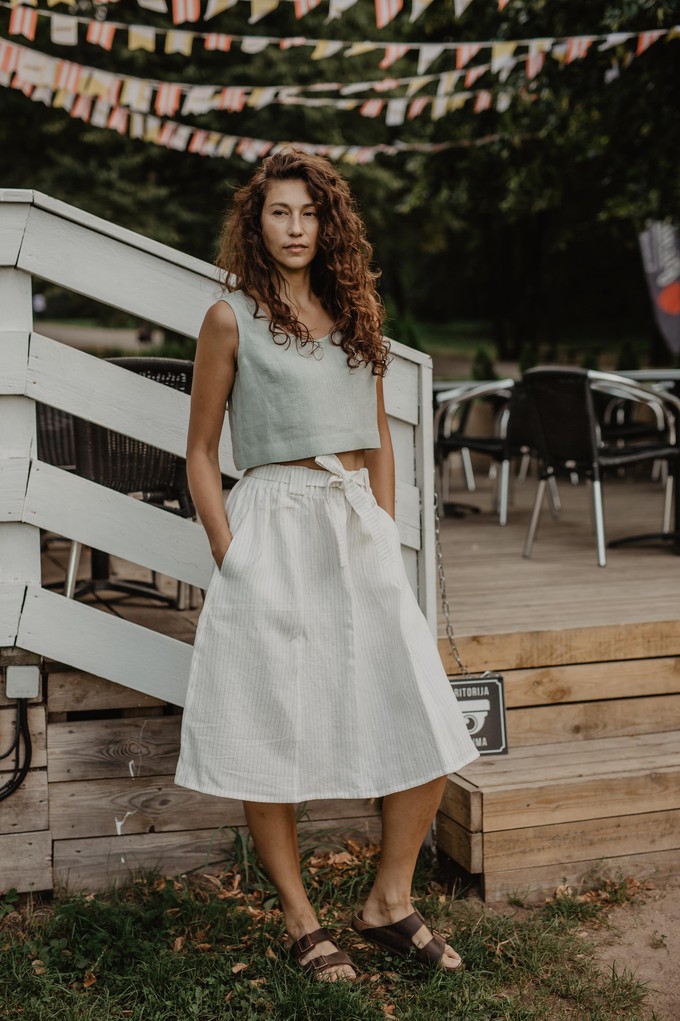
(522, 367, 599, 470)
(36, 404, 76, 470)
(73, 357, 194, 503)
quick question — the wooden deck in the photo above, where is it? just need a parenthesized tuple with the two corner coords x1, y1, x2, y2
(434, 461, 680, 901)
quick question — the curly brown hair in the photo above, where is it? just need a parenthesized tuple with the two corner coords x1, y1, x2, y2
(216, 149, 389, 375)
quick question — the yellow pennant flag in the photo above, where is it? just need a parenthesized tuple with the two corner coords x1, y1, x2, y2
(406, 75, 433, 97)
(345, 42, 379, 57)
(249, 0, 278, 22)
(166, 31, 194, 55)
(128, 27, 156, 53)
(491, 41, 516, 74)
(311, 40, 344, 60)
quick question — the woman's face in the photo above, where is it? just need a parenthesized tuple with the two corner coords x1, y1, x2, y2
(260, 178, 320, 276)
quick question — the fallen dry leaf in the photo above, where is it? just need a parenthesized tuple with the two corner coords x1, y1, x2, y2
(82, 971, 96, 988)
(232, 962, 248, 974)
(265, 946, 278, 961)
(249, 977, 267, 987)
(195, 943, 212, 952)
(172, 936, 185, 953)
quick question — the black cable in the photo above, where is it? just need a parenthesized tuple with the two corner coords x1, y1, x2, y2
(0, 698, 32, 801)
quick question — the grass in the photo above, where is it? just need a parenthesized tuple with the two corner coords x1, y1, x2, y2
(0, 840, 656, 1021)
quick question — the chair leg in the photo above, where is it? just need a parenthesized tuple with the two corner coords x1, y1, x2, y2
(592, 479, 607, 567)
(523, 479, 547, 558)
(65, 540, 82, 598)
(662, 467, 674, 534)
(518, 452, 531, 483)
(547, 476, 561, 518)
(499, 459, 510, 526)
(461, 448, 476, 492)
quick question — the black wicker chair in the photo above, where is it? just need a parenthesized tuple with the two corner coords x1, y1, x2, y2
(522, 367, 679, 566)
(65, 357, 197, 608)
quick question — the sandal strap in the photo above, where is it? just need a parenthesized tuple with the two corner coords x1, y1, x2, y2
(301, 949, 353, 976)
(352, 909, 450, 967)
(290, 927, 338, 961)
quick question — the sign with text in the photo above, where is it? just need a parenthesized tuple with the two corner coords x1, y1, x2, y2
(450, 674, 508, 755)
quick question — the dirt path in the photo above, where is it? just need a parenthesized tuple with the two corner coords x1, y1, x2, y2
(594, 877, 680, 1021)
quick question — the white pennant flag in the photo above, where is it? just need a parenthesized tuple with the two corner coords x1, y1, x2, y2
(417, 43, 445, 74)
(17, 49, 53, 87)
(327, 0, 358, 19)
(32, 85, 53, 106)
(454, 0, 474, 16)
(50, 14, 78, 46)
(410, 0, 434, 21)
(241, 36, 270, 53)
(138, 0, 169, 11)
(598, 32, 631, 52)
(182, 86, 216, 115)
(205, 0, 238, 17)
(91, 99, 112, 129)
(169, 124, 192, 151)
(385, 97, 407, 126)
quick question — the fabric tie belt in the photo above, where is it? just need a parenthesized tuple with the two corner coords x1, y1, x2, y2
(312, 453, 395, 569)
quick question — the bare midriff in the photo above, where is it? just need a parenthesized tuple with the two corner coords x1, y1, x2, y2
(276, 449, 366, 472)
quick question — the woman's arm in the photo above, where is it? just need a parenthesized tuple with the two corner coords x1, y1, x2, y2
(186, 300, 238, 567)
(365, 373, 396, 519)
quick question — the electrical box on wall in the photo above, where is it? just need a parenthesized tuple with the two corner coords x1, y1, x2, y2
(5, 665, 40, 699)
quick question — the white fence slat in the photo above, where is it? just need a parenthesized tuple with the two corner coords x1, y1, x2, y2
(0, 397, 36, 457)
(0, 459, 30, 520)
(26, 191, 214, 279)
(24, 460, 213, 587)
(0, 269, 32, 331)
(27, 333, 240, 477)
(0, 333, 29, 394)
(384, 349, 420, 426)
(19, 207, 221, 337)
(415, 358, 437, 633)
(17, 585, 191, 706)
(0, 203, 30, 266)
(0, 527, 41, 585)
(0, 583, 24, 644)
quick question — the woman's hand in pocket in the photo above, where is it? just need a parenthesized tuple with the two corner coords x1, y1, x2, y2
(213, 533, 233, 570)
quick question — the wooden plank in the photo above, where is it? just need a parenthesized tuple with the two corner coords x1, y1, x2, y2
(507, 693, 680, 747)
(0, 333, 29, 394)
(19, 205, 220, 338)
(23, 459, 213, 589)
(0, 202, 30, 265)
(434, 812, 482, 874)
(457, 731, 680, 786)
(0, 770, 48, 834)
(0, 582, 24, 645)
(49, 775, 380, 839)
(54, 817, 383, 892)
(482, 766, 680, 832)
(49, 776, 245, 839)
(0, 458, 29, 520)
(0, 268, 32, 333)
(439, 773, 483, 832)
(48, 717, 182, 782)
(481, 848, 680, 905)
(483, 807, 680, 871)
(0, 705, 46, 771)
(47, 670, 164, 713)
(0, 830, 52, 893)
(17, 585, 192, 708)
(442, 620, 680, 674)
(504, 657, 680, 708)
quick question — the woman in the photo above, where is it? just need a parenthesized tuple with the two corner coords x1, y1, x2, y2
(174, 150, 478, 982)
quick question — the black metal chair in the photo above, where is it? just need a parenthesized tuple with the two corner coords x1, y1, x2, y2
(522, 367, 679, 566)
(65, 357, 197, 608)
(434, 380, 554, 526)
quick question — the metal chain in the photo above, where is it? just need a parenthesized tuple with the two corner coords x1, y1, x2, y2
(433, 485, 469, 675)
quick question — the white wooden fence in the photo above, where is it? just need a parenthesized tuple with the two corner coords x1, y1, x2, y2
(0, 189, 437, 709)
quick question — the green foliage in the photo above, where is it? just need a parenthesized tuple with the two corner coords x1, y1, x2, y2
(2, 0, 679, 362)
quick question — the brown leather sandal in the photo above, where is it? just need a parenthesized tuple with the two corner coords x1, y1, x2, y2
(351, 909, 463, 972)
(288, 927, 356, 981)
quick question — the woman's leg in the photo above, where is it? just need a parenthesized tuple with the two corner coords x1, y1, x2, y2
(242, 801, 356, 980)
(357, 776, 461, 970)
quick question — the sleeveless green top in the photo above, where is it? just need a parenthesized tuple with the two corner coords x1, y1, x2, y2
(220, 290, 381, 472)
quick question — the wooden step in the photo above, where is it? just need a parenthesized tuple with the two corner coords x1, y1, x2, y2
(436, 730, 680, 902)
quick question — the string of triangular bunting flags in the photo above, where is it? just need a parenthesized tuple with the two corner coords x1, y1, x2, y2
(4, 0, 513, 29)
(3, 3, 673, 76)
(3, 66, 511, 160)
(1, 36, 542, 121)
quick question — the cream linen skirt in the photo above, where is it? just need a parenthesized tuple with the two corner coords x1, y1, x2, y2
(174, 453, 479, 802)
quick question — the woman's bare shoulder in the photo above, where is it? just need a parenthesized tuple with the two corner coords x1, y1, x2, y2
(199, 298, 239, 358)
